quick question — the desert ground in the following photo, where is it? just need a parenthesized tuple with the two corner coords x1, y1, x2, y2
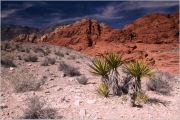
(1, 41, 180, 119)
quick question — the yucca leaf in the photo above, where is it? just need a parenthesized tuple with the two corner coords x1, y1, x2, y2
(124, 60, 154, 79)
(88, 58, 109, 76)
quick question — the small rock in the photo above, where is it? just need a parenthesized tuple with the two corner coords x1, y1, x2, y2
(86, 99, 96, 104)
(79, 109, 86, 116)
(9, 67, 14, 71)
(27, 64, 32, 66)
(49, 78, 54, 81)
(74, 100, 82, 106)
(48, 71, 53, 75)
(56, 88, 63, 91)
(68, 78, 75, 81)
(45, 91, 51, 94)
(86, 114, 91, 117)
(0, 103, 8, 109)
(61, 104, 71, 109)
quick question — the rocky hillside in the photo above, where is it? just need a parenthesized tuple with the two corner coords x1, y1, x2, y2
(12, 12, 179, 47)
(1, 24, 66, 41)
(11, 11, 179, 74)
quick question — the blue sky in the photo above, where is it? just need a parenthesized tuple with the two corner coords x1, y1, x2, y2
(1, 1, 179, 29)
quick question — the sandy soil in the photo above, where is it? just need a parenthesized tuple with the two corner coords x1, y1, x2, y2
(1, 42, 180, 119)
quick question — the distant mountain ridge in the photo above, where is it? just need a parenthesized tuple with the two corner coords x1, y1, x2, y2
(1, 24, 67, 41)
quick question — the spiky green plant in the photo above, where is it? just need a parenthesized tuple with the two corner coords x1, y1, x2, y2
(135, 92, 148, 104)
(88, 58, 110, 86)
(106, 53, 124, 95)
(96, 82, 109, 97)
(106, 52, 123, 69)
(124, 60, 154, 93)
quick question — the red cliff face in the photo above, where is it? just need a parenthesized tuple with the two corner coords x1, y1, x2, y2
(12, 12, 179, 74)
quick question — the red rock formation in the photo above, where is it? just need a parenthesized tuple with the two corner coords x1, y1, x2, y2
(11, 12, 179, 74)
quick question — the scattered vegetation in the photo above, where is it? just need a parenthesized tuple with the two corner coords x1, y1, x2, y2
(58, 61, 80, 77)
(47, 57, 56, 65)
(1, 58, 16, 68)
(96, 82, 109, 97)
(146, 71, 172, 95)
(8, 73, 44, 92)
(33, 47, 44, 53)
(1, 53, 16, 67)
(21, 96, 60, 119)
(24, 54, 38, 62)
(77, 76, 88, 85)
(121, 93, 127, 102)
(68, 55, 76, 60)
(54, 50, 64, 57)
(41, 57, 56, 66)
(41, 59, 49, 66)
(135, 92, 148, 104)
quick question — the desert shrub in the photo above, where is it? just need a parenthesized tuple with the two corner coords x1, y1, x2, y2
(21, 96, 60, 119)
(1, 58, 16, 68)
(8, 73, 44, 92)
(24, 55, 38, 62)
(135, 92, 148, 104)
(1, 53, 16, 67)
(45, 47, 51, 54)
(25, 47, 30, 53)
(146, 71, 172, 95)
(121, 93, 127, 102)
(15, 44, 20, 49)
(20, 47, 26, 52)
(96, 82, 109, 97)
(4, 42, 11, 49)
(77, 76, 88, 85)
(47, 57, 56, 65)
(41, 59, 49, 66)
(68, 55, 76, 60)
(5, 53, 14, 60)
(58, 61, 80, 77)
(54, 51, 64, 57)
(33, 47, 44, 53)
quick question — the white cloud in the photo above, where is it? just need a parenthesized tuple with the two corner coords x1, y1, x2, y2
(1, 2, 47, 19)
(1, 9, 19, 18)
(109, 1, 179, 13)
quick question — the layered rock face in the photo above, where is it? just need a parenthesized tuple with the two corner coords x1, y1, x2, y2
(11, 12, 179, 74)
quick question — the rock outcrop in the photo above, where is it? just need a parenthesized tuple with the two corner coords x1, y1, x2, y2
(11, 11, 179, 74)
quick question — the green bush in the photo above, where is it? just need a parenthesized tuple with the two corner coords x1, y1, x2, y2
(135, 92, 148, 104)
(96, 82, 109, 97)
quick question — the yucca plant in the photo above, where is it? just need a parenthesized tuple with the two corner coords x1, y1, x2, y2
(106, 52, 124, 95)
(96, 82, 109, 97)
(124, 60, 154, 107)
(124, 60, 154, 93)
(88, 58, 110, 87)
